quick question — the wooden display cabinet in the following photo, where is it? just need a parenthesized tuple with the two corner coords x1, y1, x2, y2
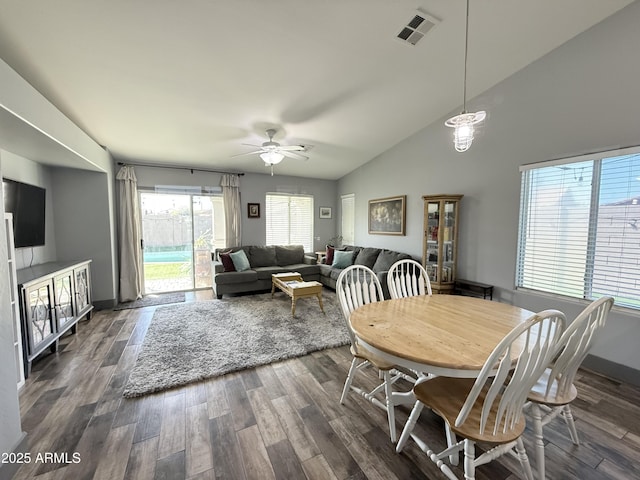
(422, 194, 463, 294)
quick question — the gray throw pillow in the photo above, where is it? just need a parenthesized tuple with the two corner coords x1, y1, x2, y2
(354, 247, 381, 269)
(372, 249, 412, 272)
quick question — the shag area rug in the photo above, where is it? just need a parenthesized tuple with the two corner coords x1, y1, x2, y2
(123, 290, 348, 397)
(114, 292, 186, 310)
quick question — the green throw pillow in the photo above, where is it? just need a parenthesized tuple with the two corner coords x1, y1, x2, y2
(332, 250, 353, 269)
(229, 249, 251, 272)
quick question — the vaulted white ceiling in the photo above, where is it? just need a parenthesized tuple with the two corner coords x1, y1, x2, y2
(0, 1, 634, 179)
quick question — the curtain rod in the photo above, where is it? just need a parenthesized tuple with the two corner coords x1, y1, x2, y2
(117, 161, 244, 176)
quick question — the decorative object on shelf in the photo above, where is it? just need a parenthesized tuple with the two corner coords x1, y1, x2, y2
(368, 195, 406, 236)
(247, 203, 260, 218)
(444, 0, 486, 153)
(319, 206, 332, 219)
(422, 194, 463, 294)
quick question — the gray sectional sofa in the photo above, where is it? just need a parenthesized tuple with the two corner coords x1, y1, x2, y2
(211, 244, 413, 299)
(211, 245, 320, 299)
(318, 245, 412, 298)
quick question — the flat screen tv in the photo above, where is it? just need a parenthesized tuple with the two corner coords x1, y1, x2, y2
(2, 178, 46, 248)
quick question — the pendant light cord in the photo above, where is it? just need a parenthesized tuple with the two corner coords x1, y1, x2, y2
(462, 0, 470, 113)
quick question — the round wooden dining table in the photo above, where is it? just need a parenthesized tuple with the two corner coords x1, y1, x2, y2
(350, 294, 535, 379)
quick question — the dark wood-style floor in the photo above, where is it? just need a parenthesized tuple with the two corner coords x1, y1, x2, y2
(12, 290, 640, 480)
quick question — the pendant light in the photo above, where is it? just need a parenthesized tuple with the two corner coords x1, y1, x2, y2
(445, 0, 485, 153)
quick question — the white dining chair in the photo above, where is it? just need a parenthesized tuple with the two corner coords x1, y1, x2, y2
(387, 259, 432, 299)
(396, 309, 566, 480)
(337, 264, 406, 443)
(525, 296, 614, 480)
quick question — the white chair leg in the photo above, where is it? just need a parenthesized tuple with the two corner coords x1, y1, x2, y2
(445, 424, 459, 466)
(396, 401, 424, 452)
(530, 403, 546, 480)
(562, 405, 580, 444)
(340, 358, 359, 404)
(515, 437, 534, 480)
(463, 439, 476, 480)
(383, 370, 396, 443)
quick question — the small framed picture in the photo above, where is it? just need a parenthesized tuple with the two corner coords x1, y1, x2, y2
(319, 206, 332, 219)
(248, 203, 260, 218)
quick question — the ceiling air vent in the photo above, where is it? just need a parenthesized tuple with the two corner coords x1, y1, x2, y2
(396, 10, 439, 46)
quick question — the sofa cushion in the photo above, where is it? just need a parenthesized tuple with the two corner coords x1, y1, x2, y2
(330, 268, 344, 281)
(214, 270, 258, 285)
(248, 245, 277, 267)
(254, 266, 290, 280)
(286, 263, 321, 277)
(275, 245, 304, 266)
(354, 247, 381, 269)
(218, 250, 236, 272)
(230, 249, 251, 272)
(372, 249, 412, 272)
(318, 264, 333, 277)
(332, 250, 353, 269)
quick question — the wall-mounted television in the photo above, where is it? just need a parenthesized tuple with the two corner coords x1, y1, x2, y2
(2, 178, 46, 248)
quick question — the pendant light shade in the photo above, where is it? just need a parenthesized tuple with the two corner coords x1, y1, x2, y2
(445, 0, 485, 153)
(445, 110, 486, 152)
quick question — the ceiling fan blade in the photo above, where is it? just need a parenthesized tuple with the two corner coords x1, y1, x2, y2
(281, 150, 308, 161)
(277, 145, 306, 151)
(231, 150, 264, 158)
(241, 143, 263, 148)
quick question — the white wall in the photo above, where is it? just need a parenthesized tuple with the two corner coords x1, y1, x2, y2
(51, 168, 117, 305)
(0, 155, 25, 479)
(130, 164, 337, 251)
(339, 1, 640, 371)
(1, 151, 57, 268)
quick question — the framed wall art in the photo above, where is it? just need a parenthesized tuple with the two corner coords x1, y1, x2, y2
(368, 195, 406, 235)
(248, 203, 260, 218)
(319, 206, 332, 219)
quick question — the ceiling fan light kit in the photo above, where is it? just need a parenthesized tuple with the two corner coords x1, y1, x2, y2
(445, 0, 486, 153)
(232, 128, 308, 175)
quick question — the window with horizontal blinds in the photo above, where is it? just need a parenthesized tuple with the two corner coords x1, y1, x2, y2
(265, 193, 314, 252)
(516, 146, 640, 309)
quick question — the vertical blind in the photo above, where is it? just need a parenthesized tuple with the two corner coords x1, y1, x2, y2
(341, 194, 355, 245)
(265, 193, 314, 252)
(516, 147, 640, 309)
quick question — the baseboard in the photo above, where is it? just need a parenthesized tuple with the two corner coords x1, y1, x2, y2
(582, 354, 640, 387)
(94, 298, 116, 310)
(0, 432, 28, 480)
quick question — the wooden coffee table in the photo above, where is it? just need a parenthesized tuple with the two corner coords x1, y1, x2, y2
(271, 272, 324, 316)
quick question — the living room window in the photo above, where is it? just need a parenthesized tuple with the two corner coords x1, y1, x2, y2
(265, 193, 314, 252)
(516, 146, 640, 309)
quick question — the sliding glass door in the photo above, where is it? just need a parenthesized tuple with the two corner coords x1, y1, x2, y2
(140, 191, 224, 293)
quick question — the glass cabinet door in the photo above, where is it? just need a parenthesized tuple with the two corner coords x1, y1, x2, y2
(441, 200, 458, 283)
(25, 280, 56, 353)
(54, 271, 75, 332)
(425, 201, 440, 282)
(74, 264, 92, 318)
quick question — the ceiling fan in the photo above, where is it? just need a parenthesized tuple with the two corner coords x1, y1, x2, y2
(233, 128, 309, 175)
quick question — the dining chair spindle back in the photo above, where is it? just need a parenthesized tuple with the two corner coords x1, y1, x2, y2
(387, 259, 433, 299)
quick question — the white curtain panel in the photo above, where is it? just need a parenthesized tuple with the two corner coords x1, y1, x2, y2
(116, 165, 143, 301)
(221, 174, 241, 247)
